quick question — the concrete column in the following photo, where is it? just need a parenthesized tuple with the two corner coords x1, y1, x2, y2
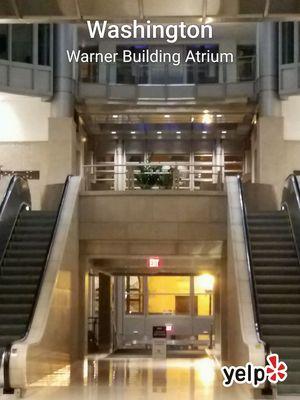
(258, 22, 281, 117)
(51, 24, 75, 118)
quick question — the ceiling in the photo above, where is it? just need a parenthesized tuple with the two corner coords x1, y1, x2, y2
(1, 0, 300, 22)
(77, 101, 256, 143)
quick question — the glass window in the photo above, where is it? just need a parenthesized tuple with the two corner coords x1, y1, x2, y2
(237, 45, 256, 82)
(194, 275, 214, 316)
(281, 22, 294, 64)
(0, 25, 8, 60)
(116, 45, 149, 84)
(12, 24, 33, 64)
(125, 276, 144, 314)
(186, 44, 219, 84)
(148, 276, 190, 315)
(38, 24, 50, 66)
(79, 46, 98, 82)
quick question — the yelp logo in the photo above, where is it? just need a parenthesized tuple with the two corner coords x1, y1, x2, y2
(221, 354, 288, 388)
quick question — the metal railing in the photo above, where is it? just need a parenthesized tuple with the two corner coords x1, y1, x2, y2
(79, 56, 256, 86)
(83, 162, 226, 191)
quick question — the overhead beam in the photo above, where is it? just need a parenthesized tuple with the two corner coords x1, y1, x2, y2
(10, 0, 21, 19)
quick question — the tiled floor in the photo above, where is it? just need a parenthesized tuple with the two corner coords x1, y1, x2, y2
(20, 352, 260, 400)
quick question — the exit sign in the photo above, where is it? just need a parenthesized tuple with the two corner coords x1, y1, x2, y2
(147, 257, 162, 269)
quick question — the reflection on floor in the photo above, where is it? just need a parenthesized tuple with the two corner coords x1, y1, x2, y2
(25, 352, 252, 399)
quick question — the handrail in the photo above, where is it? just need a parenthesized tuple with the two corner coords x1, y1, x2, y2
(0, 176, 16, 217)
(237, 177, 267, 351)
(3, 175, 72, 393)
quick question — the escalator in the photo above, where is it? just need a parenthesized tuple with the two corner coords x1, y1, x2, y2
(0, 175, 79, 393)
(239, 176, 300, 396)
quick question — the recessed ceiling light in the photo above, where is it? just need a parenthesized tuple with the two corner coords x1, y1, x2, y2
(131, 131, 136, 134)
(157, 131, 162, 134)
(111, 131, 117, 135)
(221, 130, 227, 134)
(81, 137, 87, 143)
(203, 114, 213, 124)
(203, 109, 209, 114)
(217, 114, 222, 118)
(176, 131, 181, 134)
(202, 130, 208, 134)
(112, 115, 118, 119)
(164, 114, 170, 118)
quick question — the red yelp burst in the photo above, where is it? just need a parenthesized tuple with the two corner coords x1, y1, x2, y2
(266, 354, 288, 383)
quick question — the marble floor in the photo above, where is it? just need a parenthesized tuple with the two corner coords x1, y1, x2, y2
(20, 352, 259, 400)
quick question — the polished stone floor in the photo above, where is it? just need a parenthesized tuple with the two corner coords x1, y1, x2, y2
(22, 352, 256, 399)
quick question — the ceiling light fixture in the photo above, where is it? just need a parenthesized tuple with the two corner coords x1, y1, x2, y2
(221, 130, 227, 134)
(216, 114, 222, 118)
(202, 130, 208, 134)
(111, 131, 117, 135)
(191, 117, 195, 123)
(157, 131, 162, 134)
(112, 115, 118, 119)
(203, 109, 209, 114)
(164, 114, 170, 118)
(131, 131, 136, 134)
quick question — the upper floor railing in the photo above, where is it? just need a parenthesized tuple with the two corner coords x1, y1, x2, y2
(83, 161, 243, 191)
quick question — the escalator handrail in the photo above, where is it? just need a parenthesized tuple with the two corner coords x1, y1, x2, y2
(237, 177, 267, 350)
(0, 176, 16, 217)
(3, 175, 72, 392)
(284, 173, 300, 208)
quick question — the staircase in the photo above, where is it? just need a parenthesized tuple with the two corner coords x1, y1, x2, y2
(248, 210, 300, 396)
(0, 210, 56, 363)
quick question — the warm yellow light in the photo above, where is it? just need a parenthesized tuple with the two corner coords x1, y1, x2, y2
(202, 114, 213, 124)
(194, 357, 215, 385)
(195, 274, 215, 293)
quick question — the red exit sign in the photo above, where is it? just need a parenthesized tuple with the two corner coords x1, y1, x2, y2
(147, 257, 162, 269)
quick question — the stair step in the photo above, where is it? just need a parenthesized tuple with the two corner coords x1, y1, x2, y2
(9, 241, 49, 250)
(277, 384, 300, 395)
(252, 249, 297, 257)
(17, 219, 55, 227)
(249, 226, 291, 234)
(0, 304, 32, 314)
(0, 285, 37, 294)
(272, 347, 300, 359)
(256, 276, 300, 284)
(259, 300, 300, 310)
(264, 335, 300, 347)
(254, 266, 300, 275)
(0, 325, 26, 336)
(11, 234, 51, 242)
(261, 314, 300, 325)
(253, 258, 299, 266)
(0, 314, 29, 324)
(14, 226, 54, 235)
(250, 234, 293, 242)
(0, 294, 34, 304)
(248, 212, 288, 219)
(248, 219, 290, 226)
(262, 324, 300, 335)
(5, 249, 47, 258)
(1, 266, 42, 275)
(257, 285, 300, 294)
(3, 258, 45, 266)
(0, 335, 22, 346)
(0, 275, 40, 284)
(251, 242, 295, 250)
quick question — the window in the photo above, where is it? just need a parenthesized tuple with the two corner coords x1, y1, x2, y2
(281, 22, 294, 64)
(237, 45, 256, 81)
(125, 276, 144, 314)
(79, 46, 98, 82)
(0, 24, 8, 60)
(12, 24, 33, 64)
(38, 24, 50, 66)
(186, 44, 219, 84)
(116, 45, 148, 84)
(194, 275, 214, 316)
(148, 276, 190, 315)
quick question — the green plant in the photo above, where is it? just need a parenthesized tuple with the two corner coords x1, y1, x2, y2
(135, 165, 162, 189)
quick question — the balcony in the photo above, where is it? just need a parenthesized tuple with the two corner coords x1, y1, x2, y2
(77, 56, 257, 103)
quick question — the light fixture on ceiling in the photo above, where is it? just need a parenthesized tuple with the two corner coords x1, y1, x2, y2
(216, 114, 222, 118)
(111, 131, 117, 135)
(191, 116, 195, 123)
(131, 131, 136, 134)
(202, 130, 208, 134)
(81, 136, 87, 143)
(221, 130, 227, 134)
(164, 114, 170, 118)
(203, 109, 209, 114)
(203, 114, 213, 124)
(112, 114, 118, 119)
(157, 131, 162, 134)
(176, 131, 181, 134)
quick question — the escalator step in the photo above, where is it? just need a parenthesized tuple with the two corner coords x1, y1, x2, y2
(0, 336, 23, 346)
(254, 266, 300, 275)
(11, 234, 51, 242)
(0, 294, 35, 304)
(0, 304, 32, 314)
(3, 258, 46, 266)
(260, 314, 300, 325)
(258, 296, 300, 306)
(5, 249, 47, 258)
(0, 285, 37, 294)
(264, 336, 300, 347)
(251, 242, 295, 250)
(0, 275, 39, 284)
(0, 325, 27, 335)
(0, 314, 29, 324)
(1, 267, 42, 275)
(8, 241, 49, 250)
(257, 285, 300, 294)
(252, 258, 299, 266)
(255, 275, 300, 284)
(261, 324, 300, 336)
(272, 347, 300, 359)
(252, 249, 297, 257)
(14, 226, 54, 234)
